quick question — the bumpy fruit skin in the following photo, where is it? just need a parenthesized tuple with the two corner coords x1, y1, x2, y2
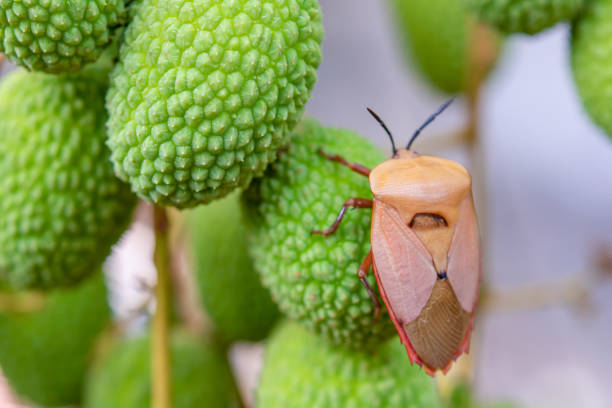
(106, 0, 324, 208)
(0, 272, 110, 407)
(571, 0, 612, 139)
(0, 69, 137, 289)
(257, 322, 442, 408)
(244, 119, 395, 349)
(0, 0, 126, 73)
(464, 0, 584, 34)
(84, 330, 236, 408)
(187, 192, 280, 342)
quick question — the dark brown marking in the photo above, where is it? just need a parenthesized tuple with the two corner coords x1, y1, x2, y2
(409, 213, 448, 230)
(403, 279, 470, 370)
(312, 198, 373, 236)
(317, 148, 371, 177)
(357, 251, 382, 321)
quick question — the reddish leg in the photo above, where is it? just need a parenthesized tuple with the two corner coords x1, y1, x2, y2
(317, 148, 371, 177)
(311, 198, 373, 236)
(358, 250, 382, 321)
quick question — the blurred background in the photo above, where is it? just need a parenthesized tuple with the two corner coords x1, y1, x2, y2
(2, 1, 612, 407)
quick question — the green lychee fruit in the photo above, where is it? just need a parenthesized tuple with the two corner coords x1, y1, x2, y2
(256, 322, 443, 408)
(106, 0, 324, 208)
(0, 272, 110, 407)
(389, 0, 472, 93)
(446, 382, 476, 408)
(0, 0, 126, 73)
(244, 119, 395, 349)
(445, 382, 521, 408)
(390, 0, 503, 94)
(463, 0, 584, 34)
(187, 191, 280, 342)
(84, 330, 237, 408)
(571, 0, 612, 139)
(0, 68, 137, 290)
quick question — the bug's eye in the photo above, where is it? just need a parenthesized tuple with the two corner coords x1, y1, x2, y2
(409, 213, 448, 230)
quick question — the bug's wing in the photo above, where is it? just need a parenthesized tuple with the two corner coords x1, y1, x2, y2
(371, 199, 437, 324)
(446, 195, 481, 313)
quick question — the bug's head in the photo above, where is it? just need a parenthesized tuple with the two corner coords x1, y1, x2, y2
(367, 98, 455, 159)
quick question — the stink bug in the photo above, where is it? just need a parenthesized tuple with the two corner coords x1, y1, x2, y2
(312, 100, 481, 376)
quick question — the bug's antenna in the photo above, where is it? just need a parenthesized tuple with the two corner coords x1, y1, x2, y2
(406, 98, 455, 150)
(367, 107, 397, 156)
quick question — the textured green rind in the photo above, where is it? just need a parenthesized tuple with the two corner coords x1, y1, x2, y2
(187, 192, 280, 342)
(106, 0, 324, 208)
(0, 0, 126, 73)
(0, 272, 110, 407)
(84, 330, 236, 408)
(464, 0, 584, 34)
(390, 0, 472, 94)
(571, 0, 612, 140)
(244, 119, 395, 349)
(257, 322, 443, 408)
(0, 68, 137, 290)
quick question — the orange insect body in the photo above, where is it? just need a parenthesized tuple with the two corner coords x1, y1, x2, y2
(369, 150, 480, 375)
(312, 101, 481, 376)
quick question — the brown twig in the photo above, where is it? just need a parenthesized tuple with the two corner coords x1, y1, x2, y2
(464, 21, 501, 262)
(482, 279, 592, 314)
(483, 247, 612, 314)
(152, 205, 172, 408)
(439, 21, 500, 392)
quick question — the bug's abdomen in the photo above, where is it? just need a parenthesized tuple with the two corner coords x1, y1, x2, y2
(403, 279, 470, 371)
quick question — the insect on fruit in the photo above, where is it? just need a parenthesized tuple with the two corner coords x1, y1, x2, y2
(312, 100, 481, 376)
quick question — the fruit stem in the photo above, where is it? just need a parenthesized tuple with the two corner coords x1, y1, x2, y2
(152, 205, 172, 408)
(482, 250, 612, 314)
(481, 278, 592, 313)
(439, 21, 500, 395)
(463, 21, 500, 236)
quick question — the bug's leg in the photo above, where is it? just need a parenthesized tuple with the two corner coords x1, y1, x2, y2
(358, 250, 382, 321)
(311, 198, 373, 236)
(317, 148, 371, 177)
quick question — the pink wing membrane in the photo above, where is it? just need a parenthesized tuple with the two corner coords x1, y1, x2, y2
(371, 200, 437, 324)
(447, 196, 481, 313)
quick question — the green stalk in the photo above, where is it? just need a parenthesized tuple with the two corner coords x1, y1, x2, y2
(152, 205, 172, 408)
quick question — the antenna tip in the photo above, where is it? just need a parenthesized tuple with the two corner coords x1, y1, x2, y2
(366, 107, 383, 122)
